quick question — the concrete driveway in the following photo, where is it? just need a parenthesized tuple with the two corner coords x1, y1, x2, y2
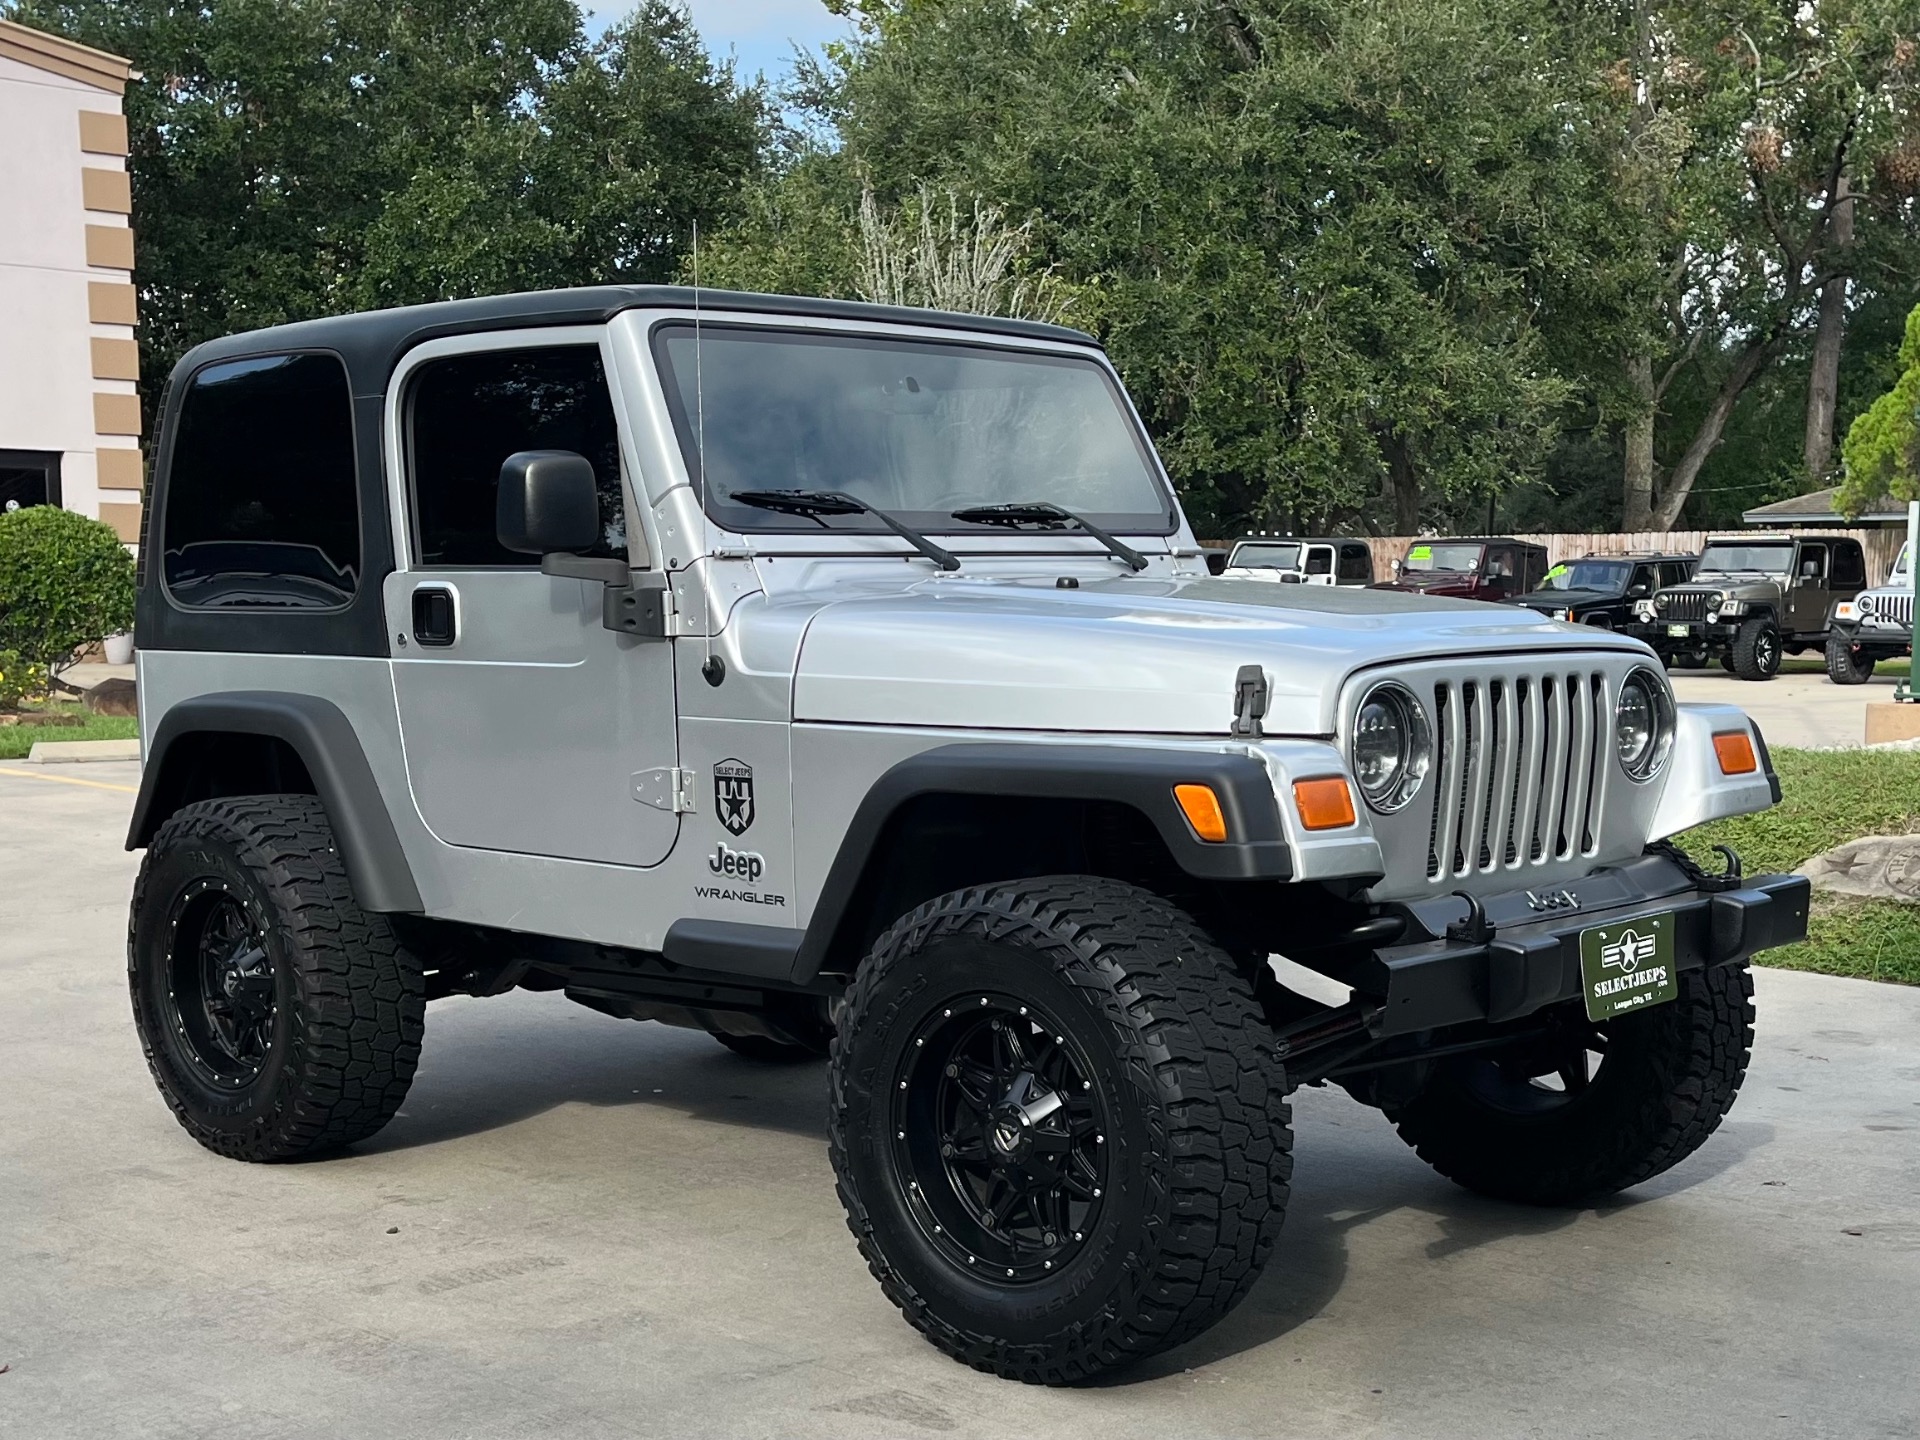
(3, 762, 1917, 1440)
(1669, 665, 1909, 748)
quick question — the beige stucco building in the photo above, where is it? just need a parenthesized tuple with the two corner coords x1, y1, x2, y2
(0, 19, 142, 543)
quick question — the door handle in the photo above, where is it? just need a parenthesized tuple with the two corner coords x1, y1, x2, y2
(411, 586, 456, 647)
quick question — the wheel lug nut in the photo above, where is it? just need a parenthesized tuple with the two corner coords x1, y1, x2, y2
(945, 1064, 958, 1077)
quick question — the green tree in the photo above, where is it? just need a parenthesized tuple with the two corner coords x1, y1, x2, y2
(1837, 301, 1920, 512)
(5, 0, 768, 398)
(715, 0, 1587, 538)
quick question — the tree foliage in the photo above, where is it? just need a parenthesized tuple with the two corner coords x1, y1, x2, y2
(7, 0, 769, 397)
(1838, 301, 1920, 511)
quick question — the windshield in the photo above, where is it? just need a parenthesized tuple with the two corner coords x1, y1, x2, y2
(1536, 560, 1631, 593)
(1696, 544, 1792, 577)
(1402, 542, 1484, 573)
(1227, 542, 1302, 570)
(652, 325, 1174, 534)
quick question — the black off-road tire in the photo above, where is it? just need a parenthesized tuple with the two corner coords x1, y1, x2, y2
(1387, 961, 1754, 1206)
(829, 876, 1290, 1383)
(1825, 634, 1875, 685)
(709, 1029, 831, 1063)
(1669, 650, 1706, 670)
(1730, 617, 1781, 680)
(129, 795, 424, 1161)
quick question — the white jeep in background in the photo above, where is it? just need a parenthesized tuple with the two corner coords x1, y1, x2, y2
(125, 286, 1807, 1383)
(1827, 540, 1914, 685)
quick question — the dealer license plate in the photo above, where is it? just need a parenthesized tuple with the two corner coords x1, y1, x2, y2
(1579, 913, 1679, 1022)
(1667, 623, 1691, 637)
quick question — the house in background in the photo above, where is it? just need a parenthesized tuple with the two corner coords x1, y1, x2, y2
(0, 19, 141, 545)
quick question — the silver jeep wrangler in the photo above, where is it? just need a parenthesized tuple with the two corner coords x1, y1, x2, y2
(127, 288, 1808, 1382)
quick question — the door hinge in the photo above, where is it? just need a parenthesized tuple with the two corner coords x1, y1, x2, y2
(632, 767, 696, 813)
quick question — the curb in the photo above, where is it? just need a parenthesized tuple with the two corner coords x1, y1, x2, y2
(23, 738, 142, 764)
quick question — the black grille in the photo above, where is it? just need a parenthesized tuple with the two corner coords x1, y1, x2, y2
(1659, 590, 1712, 623)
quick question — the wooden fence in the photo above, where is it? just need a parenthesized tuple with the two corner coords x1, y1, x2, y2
(1209, 529, 1907, 587)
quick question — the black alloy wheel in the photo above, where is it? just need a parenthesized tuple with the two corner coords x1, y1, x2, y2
(1732, 617, 1781, 680)
(130, 795, 423, 1161)
(161, 881, 279, 1088)
(890, 994, 1107, 1284)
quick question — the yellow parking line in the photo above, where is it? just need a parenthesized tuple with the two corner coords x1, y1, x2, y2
(0, 765, 138, 794)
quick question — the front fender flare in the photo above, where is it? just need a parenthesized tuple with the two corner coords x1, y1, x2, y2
(790, 742, 1292, 983)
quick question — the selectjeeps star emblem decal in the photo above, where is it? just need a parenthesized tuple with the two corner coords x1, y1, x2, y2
(714, 759, 755, 835)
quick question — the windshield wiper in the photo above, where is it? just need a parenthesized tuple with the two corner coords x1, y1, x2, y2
(728, 489, 960, 572)
(950, 502, 1149, 571)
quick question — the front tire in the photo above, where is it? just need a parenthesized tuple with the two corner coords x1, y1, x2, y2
(129, 795, 424, 1161)
(829, 877, 1290, 1383)
(1731, 617, 1781, 680)
(1387, 961, 1754, 1205)
(1825, 634, 1876, 685)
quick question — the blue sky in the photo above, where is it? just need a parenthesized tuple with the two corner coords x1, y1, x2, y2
(585, 0, 855, 88)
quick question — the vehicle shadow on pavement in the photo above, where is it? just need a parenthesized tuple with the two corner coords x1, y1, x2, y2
(1098, 1107, 1778, 1383)
(356, 998, 830, 1155)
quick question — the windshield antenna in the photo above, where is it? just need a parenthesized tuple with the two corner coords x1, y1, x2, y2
(693, 220, 719, 683)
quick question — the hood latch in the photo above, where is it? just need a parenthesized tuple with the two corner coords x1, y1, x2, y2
(1230, 664, 1268, 739)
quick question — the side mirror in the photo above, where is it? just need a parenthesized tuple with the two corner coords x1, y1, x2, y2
(1628, 583, 1649, 598)
(1391, 558, 1403, 574)
(497, 450, 600, 556)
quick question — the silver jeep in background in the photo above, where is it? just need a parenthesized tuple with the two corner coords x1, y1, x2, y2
(125, 286, 1807, 1383)
(1827, 540, 1914, 685)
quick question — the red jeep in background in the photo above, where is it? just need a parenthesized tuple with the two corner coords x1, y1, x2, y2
(1382, 536, 1550, 602)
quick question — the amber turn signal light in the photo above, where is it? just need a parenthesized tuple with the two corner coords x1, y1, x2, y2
(1713, 730, 1758, 776)
(1293, 776, 1357, 831)
(1174, 784, 1229, 842)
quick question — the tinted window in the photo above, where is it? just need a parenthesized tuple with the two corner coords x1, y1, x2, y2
(1797, 542, 1827, 578)
(1630, 565, 1655, 593)
(1304, 546, 1333, 575)
(1832, 541, 1864, 587)
(1661, 561, 1693, 587)
(408, 347, 625, 567)
(162, 354, 358, 608)
(1338, 545, 1370, 581)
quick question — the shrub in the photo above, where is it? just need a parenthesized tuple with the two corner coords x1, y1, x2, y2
(0, 649, 48, 710)
(0, 506, 136, 671)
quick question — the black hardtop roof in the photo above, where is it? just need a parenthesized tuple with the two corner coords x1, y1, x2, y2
(1405, 536, 1547, 548)
(171, 285, 1098, 391)
(1574, 551, 1695, 561)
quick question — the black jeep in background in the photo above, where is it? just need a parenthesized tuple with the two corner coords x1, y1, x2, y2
(1648, 535, 1867, 680)
(1515, 553, 1696, 639)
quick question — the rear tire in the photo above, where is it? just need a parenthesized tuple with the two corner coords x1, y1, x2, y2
(1387, 961, 1754, 1205)
(1730, 617, 1781, 680)
(1825, 634, 1875, 685)
(829, 876, 1290, 1383)
(129, 795, 424, 1162)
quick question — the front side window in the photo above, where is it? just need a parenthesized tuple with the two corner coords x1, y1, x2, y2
(651, 325, 1174, 534)
(162, 353, 359, 608)
(408, 346, 626, 567)
(1303, 546, 1333, 575)
(1796, 543, 1828, 579)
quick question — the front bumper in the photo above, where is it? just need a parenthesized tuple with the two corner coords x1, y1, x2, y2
(1342, 852, 1809, 1037)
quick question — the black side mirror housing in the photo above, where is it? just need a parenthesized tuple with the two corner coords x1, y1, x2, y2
(1628, 583, 1649, 598)
(497, 450, 600, 555)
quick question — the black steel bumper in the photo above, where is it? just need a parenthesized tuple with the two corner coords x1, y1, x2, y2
(1350, 854, 1810, 1038)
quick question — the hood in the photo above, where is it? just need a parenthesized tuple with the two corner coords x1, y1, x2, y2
(790, 574, 1642, 735)
(1383, 573, 1480, 596)
(1518, 587, 1617, 610)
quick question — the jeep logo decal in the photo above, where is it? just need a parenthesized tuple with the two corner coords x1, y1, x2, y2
(707, 841, 765, 884)
(714, 758, 754, 835)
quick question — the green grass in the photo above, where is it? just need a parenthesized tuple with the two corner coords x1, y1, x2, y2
(1684, 748, 1920, 986)
(0, 700, 138, 760)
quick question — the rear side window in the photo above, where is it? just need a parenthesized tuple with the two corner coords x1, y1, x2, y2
(162, 353, 359, 608)
(1832, 541, 1864, 587)
(1338, 545, 1370, 582)
(407, 346, 626, 567)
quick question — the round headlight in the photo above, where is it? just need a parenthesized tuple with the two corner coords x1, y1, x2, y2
(1352, 682, 1432, 813)
(1708, 591, 1724, 609)
(1615, 668, 1674, 782)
